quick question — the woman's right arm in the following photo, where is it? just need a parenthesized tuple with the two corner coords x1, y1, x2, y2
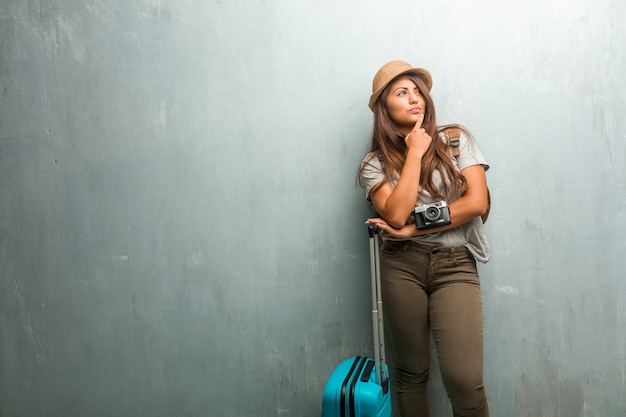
(369, 114, 431, 228)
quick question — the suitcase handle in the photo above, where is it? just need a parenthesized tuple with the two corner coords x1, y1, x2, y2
(368, 226, 388, 392)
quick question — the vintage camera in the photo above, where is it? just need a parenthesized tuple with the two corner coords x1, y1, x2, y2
(414, 201, 451, 230)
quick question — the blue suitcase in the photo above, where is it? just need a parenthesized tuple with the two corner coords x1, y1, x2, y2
(321, 227, 392, 417)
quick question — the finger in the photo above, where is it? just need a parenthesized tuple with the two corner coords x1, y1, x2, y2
(365, 219, 382, 230)
(413, 113, 425, 130)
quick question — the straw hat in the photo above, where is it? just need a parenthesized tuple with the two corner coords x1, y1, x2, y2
(368, 60, 432, 111)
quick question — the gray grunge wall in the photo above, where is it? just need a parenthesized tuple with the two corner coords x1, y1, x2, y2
(1, 0, 625, 416)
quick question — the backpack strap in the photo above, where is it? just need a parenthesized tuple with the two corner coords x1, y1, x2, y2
(441, 125, 491, 224)
(442, 126, 461, 158)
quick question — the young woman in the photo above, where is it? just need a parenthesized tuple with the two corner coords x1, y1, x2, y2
(358, 60, 490, 417)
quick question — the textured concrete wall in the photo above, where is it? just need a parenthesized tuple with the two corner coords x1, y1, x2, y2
(1, 0, 624, 416)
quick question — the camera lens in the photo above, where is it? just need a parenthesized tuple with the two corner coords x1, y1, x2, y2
(424, 206, 441, 221)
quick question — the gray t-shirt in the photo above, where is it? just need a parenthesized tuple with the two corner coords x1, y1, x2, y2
(359, 128, 490, 263)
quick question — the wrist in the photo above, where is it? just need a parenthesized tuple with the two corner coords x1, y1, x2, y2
(405, 150, 423, 163)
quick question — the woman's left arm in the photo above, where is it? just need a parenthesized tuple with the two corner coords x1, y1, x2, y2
(447, 164, 489, 226)
(366, 164, 488, 238)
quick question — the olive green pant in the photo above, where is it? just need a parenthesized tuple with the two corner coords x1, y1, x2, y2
(379, 240, 489, 417)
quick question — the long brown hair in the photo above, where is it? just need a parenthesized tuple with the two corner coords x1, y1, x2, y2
(358, 73, 467, 202)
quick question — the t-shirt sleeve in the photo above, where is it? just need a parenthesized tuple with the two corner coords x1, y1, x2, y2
(359, 154, 386, 200)
(456, 130, 489, 172)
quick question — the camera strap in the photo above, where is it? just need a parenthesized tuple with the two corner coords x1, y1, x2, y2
(441, 126, 491, 224)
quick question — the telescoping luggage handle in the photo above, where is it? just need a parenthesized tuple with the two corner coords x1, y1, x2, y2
(368, 226, 389, 394)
